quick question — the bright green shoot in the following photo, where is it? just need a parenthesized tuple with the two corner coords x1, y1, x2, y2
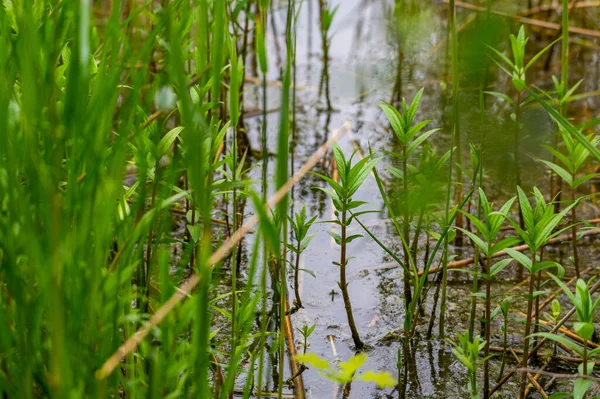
(380, 88, 439, 158)
(533, 275, 600, 399)
(295, 352, 397, 389)
(448, 332, 490, 399)
(313, 144, 382, 349)
(380, 87, 440, 311)
(486, 25, 559, 91)
(288, 205, 318, 310)
(542, 130, 599, 191)
(459, 188, 518, 259)
(509, 186, 575, 256)
(541, 127, 598, 275)
(507, 186, 572, 397)
(458, 188, 518, 396)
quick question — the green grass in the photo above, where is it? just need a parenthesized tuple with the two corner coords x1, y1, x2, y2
(2, 1, 600, 398)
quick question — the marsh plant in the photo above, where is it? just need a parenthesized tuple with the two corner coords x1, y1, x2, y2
(506, 187, 573, 397)
(459, 188, 518, 397)
(449, 332, 490, 399)
(486, 25, 558, 227)
(294, 352, 397, 393)
(541, 126, 599, 277)
(380, 88, 440, 310)
(314, 144, 381, 349)
(288, 205, 318, 310)
(3, 1, 600, 398)
(534, 276, 600, 399)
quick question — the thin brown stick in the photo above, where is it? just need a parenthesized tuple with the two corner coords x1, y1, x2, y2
(524, 357, 549, 398)
(509, 349, 548, 398)
(443, 0, 600, 38)
(523, 1, 600, 16)
(508, 368, 600, 383)
(489, 278, 600, 396)
(284, 300, 305, 399)
(419, 228, 600, 276)
(96, 122, 350, 379)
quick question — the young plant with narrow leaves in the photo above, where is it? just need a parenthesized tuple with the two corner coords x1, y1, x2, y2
(380, 87, 440, 313)
(506, 186, 573, 397)
(448, 332, 491, 399)
(541, 127, 599, 277)
(313, 144, 382, 349)
(533, 275, 600, 399)
(457, 188, 518, 398)
(287, 205, 318, 310)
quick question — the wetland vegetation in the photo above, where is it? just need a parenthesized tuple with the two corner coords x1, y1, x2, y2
(3, 0, 600, 398)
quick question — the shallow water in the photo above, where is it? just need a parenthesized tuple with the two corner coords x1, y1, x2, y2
(238, 1, 600, 397)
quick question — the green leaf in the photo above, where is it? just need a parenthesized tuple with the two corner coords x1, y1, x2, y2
(573, 378, 592, 399)
(298, 268, 316, 278)
(327, 231, 342, 246)
(295, 353, 331, 371)
(380, 101, 405, 141)
(406, 129, 439, 157)
(345, 234, 363, 244)
(484, 91, 515, 106)
(517, 186, 535, 233)
(525, 37, 561, 71)
(505, 248, 532, 270)
(488, 237, 520, 257)
(358, 371, 397, 388)
(573, 173, 598, 189)
(529, 332, 583, 356)
(573, 322, 595, 341)
(332, 144, 347, 181)
(490, 258, 514, 277)
(186, 224, 201, 243)
(531, 261, 563, 276)
(546, 393, 570, 399)
(457, 227, 489, 256)
(158, 126, 184, 157)
(540, 160, 573, 186)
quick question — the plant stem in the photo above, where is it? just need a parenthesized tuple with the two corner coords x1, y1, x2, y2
(341, 209, 364, 350)
(484, 254, 492, 399)
(440, 0, 459, 338)
(294, 241, 303, 308)
(571, 181, 580, 277)
(402, 145, 413, 309)
(498, 311, 508, 382)
(519, 252, 537, 399)
(516, 91, 524, 230)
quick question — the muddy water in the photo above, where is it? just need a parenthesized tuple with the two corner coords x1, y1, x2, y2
(240, 1, 600, 398)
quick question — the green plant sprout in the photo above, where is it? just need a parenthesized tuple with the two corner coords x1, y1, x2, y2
(288, 205, 318, 310)
(380, 87, 440, 312)
(541, 127, 599, 277)
(486, 25, 559, 228)
(448, 332, 491, 399)
(533, 276, 600, 399)
(506, 186, 573, 397)
(295, 352, 397, 389)
(313, 144, 382, 350)
(457, 188, 518, 398)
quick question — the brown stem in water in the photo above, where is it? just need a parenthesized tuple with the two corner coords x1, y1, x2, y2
(340, 210, 364, 350)
(293, 241, 303, 309)
(519, 252, 536, 399)
(483, 254, 492, 399)
(571, 183, 580, 277)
